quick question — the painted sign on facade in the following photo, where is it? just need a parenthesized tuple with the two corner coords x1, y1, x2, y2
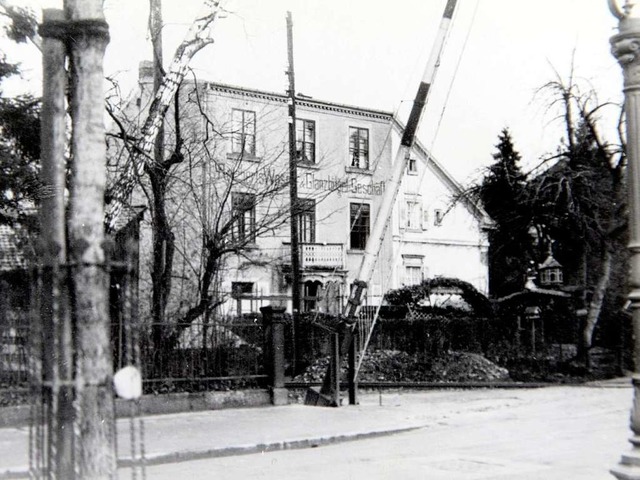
(298, 172, 386, 197)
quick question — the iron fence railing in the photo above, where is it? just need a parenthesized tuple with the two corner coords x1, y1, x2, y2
(136, 318, 266, 393)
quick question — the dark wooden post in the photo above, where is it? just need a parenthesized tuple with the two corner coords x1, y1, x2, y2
(331, 332, 340, 407)
(39, 9, 75, 478)
(286, 11, 301, 376)
(348, 329, 358, 405)
(261, 306, 288, 405)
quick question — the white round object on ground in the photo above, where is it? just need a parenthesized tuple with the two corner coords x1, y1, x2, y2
(113, 365, 142, 400)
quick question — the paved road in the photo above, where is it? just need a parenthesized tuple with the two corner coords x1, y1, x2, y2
(132, 385, 631, 480)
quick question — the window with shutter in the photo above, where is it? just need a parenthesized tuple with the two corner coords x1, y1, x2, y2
(349, 127, 369, 170)
(231, 109, 256, 156)
(296, 119, 316, 164)
(232, 192, 256, 242)
(349, 202, 370, 250)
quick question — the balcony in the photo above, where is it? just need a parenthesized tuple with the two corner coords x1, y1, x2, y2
(281, 243, 344, 270)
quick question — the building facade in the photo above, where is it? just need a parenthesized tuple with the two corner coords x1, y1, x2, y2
(124, 68, 489, 320)
(390, 126, 492, 295)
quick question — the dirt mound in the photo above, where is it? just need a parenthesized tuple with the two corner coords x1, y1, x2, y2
(294, 349, 510, 383)
(431, 351, 510, 382)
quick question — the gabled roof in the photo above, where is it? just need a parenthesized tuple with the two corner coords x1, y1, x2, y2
(391, 118, 493, 229)
(539, 254, 562, 270)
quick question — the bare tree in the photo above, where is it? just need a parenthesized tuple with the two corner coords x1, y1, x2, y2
(530, 72, 626, 363)
(108, 77, 289, 350)
(105, 0, 225, 351)
(107, 72, 349, 358)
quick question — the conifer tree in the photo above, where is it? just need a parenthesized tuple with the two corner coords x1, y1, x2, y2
(478, 128, 531, 296)
(0, 4, 40, 227)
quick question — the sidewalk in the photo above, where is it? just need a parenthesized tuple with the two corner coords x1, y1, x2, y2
(0, 392, 428, 478)
(0, 381, 634, 478)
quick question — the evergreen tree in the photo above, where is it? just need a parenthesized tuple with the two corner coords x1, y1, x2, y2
(0, 4, 40, 227)
(479, 128, 532, 297)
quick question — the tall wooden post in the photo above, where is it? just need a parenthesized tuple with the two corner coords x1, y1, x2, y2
(64, 0, 115, 477)
(39, 9, 75, 478)
(610, 2, 640, 478)
(286, 11, 301, 375)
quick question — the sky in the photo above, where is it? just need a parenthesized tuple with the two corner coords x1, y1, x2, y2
(1, 0, 626, 184)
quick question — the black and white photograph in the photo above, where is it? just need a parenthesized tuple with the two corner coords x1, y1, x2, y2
(0, 0, 636, 478)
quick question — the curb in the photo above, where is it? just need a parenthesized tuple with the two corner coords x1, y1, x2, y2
(0, 425, 425, 478)
(118, 424, 425, 468)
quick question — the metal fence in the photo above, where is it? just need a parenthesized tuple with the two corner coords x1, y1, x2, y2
(133, 317, 267, 393)
(0, 275, 31, 407)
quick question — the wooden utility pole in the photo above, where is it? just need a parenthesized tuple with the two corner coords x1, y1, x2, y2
(39, 9, 74, 477)
(610, 2, 640, 478)
(286, 11, 301, 374)
(64, 0, 115, 477)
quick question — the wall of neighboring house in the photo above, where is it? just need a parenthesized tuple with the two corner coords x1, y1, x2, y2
(390, 129, 491, 294)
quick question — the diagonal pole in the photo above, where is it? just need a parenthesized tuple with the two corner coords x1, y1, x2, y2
(312, 0, 459, 406)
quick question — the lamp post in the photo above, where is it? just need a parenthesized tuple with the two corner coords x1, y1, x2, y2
(610, 1, 640, 478)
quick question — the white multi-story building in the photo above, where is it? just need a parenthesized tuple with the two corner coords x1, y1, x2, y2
(126, 66, 490, 319)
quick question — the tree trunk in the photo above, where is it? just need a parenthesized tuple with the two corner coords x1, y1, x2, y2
(582, 248, 613, 368)
(150, 170, 175, 351)
(148, 0, 174, 355)
(65, 0, 116, 477)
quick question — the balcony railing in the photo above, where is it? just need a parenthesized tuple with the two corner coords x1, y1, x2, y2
(282, 243, 344, 269)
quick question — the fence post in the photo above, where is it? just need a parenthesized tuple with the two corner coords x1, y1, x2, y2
(331, 332, 340, 407)
(348, 329, 358, 405)
(261, 306, 288, 405)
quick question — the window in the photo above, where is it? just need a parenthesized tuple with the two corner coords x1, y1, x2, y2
(303, 280, 322, 312)
(541, 268, 563, 285)
(349, 203, 370, 250)
(405, 266, 423, 286)
(231, 281, 254, 297)
(231, 109, 256, 156)
(349, 127, 369, 170)
(231, 282, 254, 316)
(297, 198, 316, 243)
(407, 158, 417, 174)
(402, 255, 424, 285)
(406, 200, 421, 230)
(232, 192, 256, 242)
(296, 119, 316, 163)
(434, 209, 444, 226)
